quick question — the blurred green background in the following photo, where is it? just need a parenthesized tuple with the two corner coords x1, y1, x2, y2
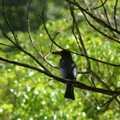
(0, 0, 120, 120)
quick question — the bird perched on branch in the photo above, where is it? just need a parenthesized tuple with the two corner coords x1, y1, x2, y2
(52, 49, 77, 100)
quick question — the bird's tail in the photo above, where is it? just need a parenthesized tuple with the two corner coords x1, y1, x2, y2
(64, 83, 75, 100)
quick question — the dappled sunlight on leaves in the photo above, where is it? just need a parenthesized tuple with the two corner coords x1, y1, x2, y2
(0, 0, 120, 119)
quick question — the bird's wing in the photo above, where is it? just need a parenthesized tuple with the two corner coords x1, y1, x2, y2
(69, 62, 77, 80)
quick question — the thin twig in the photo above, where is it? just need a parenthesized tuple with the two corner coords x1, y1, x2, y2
(82, 11, 120, 43)
(68, 4, 91, 71)
(19, 48, 50, 73)
(72, 17, 83, 54)
(113, 0, 118, 30)
(2, 0, 19, 46)
(100, 0, 111, 26)
(75, 0, 107, 10)
(89, 75, 96, 87)
(100, 94, 119, 107)
(90, 0, 107, 10)
(0, 24, 16, 46)
(66, 0, 120, 34)
(0, 43, 18, 52)
(39, 0, 64, 50)
(26, 0, 44, 58)
(26, 0, 56, 70)
(0, 43, 16, 48)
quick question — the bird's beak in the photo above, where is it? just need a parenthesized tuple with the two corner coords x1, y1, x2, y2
(52, 51, 61, 55)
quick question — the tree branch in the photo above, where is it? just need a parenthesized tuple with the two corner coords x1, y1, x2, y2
(0, 56, 120, 96)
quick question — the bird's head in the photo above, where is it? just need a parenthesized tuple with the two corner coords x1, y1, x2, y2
(52, 49, 71, 58)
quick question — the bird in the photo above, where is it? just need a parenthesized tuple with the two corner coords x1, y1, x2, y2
(52, 49, 77, 100)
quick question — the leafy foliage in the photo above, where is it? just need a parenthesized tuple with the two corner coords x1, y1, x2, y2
(0, 0, 120, 120)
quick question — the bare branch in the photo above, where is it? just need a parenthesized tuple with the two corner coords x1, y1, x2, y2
(2, 0, 19, 46)
(90, 0, 107, 10)
(68, 3, 91, 71)
(100, 0, 111, 26)
(26, 0, 44, 58)
(0, 43, 18, 52)
(39, 1, 64, 50)
(0, 24, 16, 46)
(82, 11, 120, 43)
(71, 51, 120, 67)
(95, 94, 120, 107)
(19, 48, 51, 73)
(113, 0, 118, 29)
(67, 0, 120, 34)
(75, 0, 108, 11)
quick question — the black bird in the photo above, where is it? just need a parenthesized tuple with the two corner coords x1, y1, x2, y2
(52, 50, 77, 100)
